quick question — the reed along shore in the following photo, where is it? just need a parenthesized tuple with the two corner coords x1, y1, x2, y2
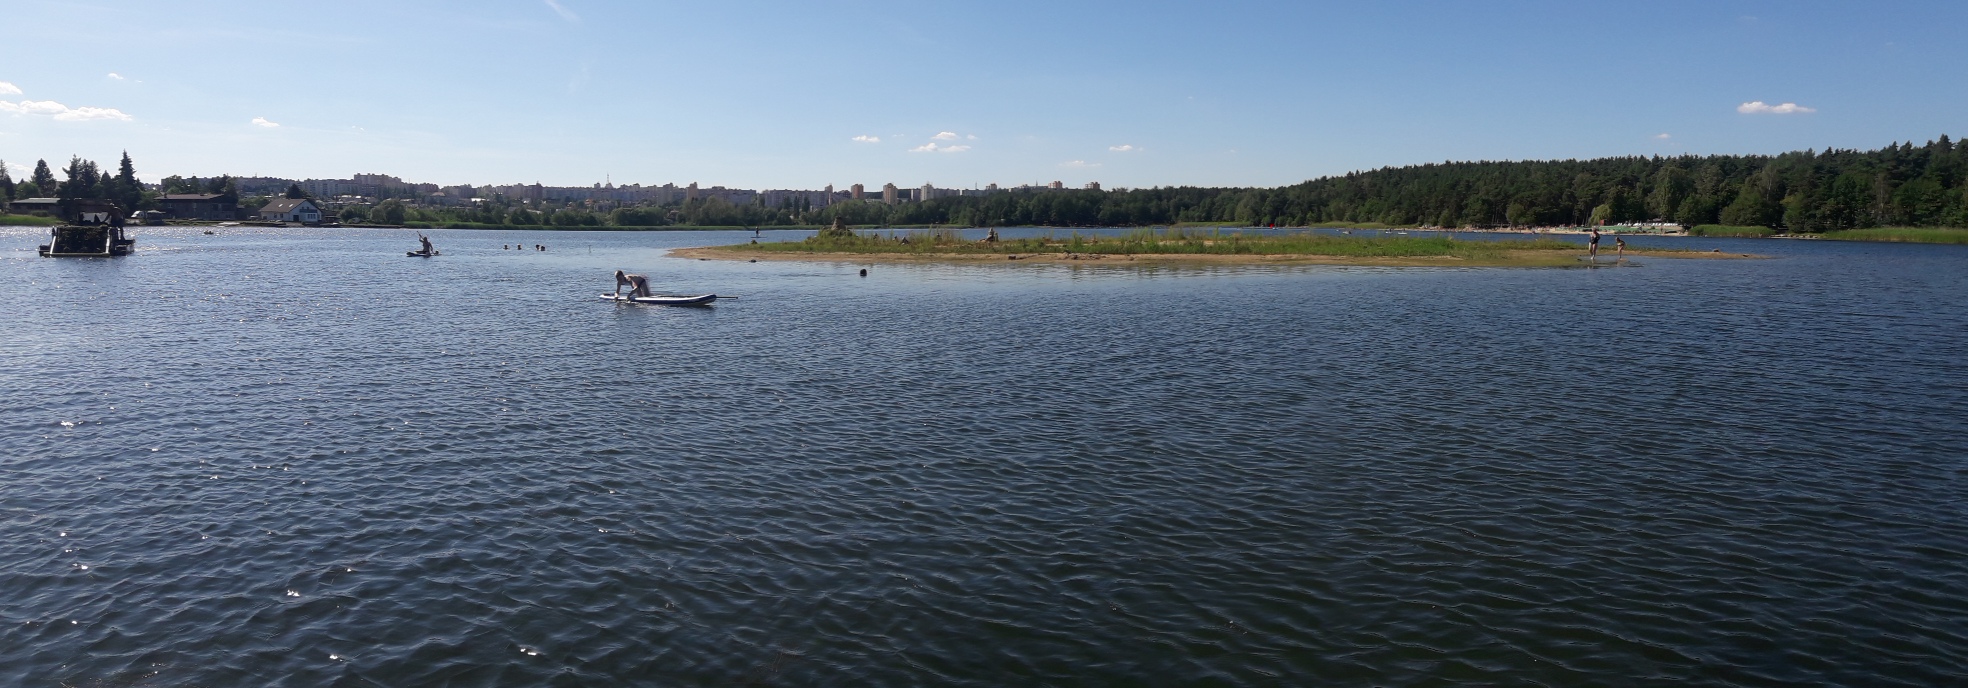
(673, 228, 1756, 268)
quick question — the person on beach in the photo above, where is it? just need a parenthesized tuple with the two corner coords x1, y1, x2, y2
(1615, 236, 1626, 260)
(1587, 226, 1601, 259)
(615, 270, 652, 298)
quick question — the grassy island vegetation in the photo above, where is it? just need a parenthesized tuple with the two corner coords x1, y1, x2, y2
(1818, 227, 1968, 244)
(0, 214, 60, 226)
(679, 227, 1743, 268)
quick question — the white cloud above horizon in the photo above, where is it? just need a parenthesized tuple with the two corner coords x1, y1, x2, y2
(910, 142, 970, 153)
(851, 135, 880, 143)
(252, 117, 280, 128)
(544, 0, 580, 23)
(1109, 144, 1137, 152)
(1655, 133, 1671, 140)
(1738, 101, 1816, 114)
(931, 131, 959, 141)
(107, 73, 125, 80)
(0, 82, 21, 95)
(1062, 160, 1101, 168)
(0, 99, 133, 121)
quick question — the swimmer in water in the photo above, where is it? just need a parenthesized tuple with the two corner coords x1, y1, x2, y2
(614, 270, 652, 298)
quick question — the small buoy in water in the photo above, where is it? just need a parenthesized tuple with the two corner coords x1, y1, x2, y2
(859, 268, 868, 277)
(749, 259, 757, 263)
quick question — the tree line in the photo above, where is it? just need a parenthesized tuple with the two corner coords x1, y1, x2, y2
(785, 135, 1965, 231)
(11, 136, 1963, 231)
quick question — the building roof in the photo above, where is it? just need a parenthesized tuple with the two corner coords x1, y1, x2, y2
(260, 198, 316, 213)
(12, 197, 59, 204)
(161, 194, 227, 201)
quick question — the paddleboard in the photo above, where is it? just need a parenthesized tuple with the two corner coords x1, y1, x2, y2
(600, 292, 717, 306)
(407, 250, 440, 257)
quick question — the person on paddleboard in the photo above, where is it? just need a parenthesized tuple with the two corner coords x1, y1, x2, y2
(615, 270, 652, 298)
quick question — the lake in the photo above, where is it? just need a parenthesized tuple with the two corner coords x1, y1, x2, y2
(3, 226, 1965, 686)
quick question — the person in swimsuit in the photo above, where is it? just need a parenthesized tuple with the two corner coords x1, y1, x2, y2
(1614, 236, 1626, 260)
(1587, 226, 1601, 259)
(615, 270, 652, 298)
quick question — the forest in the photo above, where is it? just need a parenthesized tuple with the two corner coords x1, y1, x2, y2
(810, 136, 1968, 232)
(471, 135, 1967, 231)
(8, 136, 1964, 232)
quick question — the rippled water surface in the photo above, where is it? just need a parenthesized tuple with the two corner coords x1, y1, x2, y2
(3, 226, 1966, 686)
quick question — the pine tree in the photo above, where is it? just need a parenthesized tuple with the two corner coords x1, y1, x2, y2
(115, 151, 144, 210)
(55, 156, 105, 200)
(30, 159, 57, 197)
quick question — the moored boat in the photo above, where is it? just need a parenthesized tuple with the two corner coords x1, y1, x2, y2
(37, 200, 134, 257)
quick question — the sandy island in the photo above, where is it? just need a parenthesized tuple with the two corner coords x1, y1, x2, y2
(671, 246, 1759, 268)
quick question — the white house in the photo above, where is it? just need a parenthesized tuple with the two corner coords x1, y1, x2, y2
(259, 198, 323, 223)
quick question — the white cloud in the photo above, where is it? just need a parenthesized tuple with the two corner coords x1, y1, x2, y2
(1654, 133, 1672, 140)
(0, 82, 20, 95)
(0, 99, 132, 121)
(543, 0, 580, 23)
(1109, 144, 1137, 152)
(107, 73, 124, 80)
(1061, 160, 1101, 168)
(851, 135, 881, 143)
(1738, 101, 1815, 114)
(252, 117, 280, 128)
(910, 143, 970, 153)
(931, 131, 959, 141)
(58, 106, 131, 121)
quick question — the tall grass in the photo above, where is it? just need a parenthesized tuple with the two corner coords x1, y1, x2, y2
(739, 227, 1592, 258)
(1819, 227, 1968, 244)
(0, 214, 60, 227)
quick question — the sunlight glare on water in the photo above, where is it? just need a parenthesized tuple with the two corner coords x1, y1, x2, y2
(2, 226, 1966, 686)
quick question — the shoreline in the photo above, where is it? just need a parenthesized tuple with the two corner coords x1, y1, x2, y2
(671, 246, 1758, 268)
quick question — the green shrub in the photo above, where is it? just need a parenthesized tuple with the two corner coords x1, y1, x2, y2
(1688, 225, 1775, 238)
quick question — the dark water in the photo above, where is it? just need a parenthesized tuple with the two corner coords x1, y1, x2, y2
(3, 226, 1965, 686)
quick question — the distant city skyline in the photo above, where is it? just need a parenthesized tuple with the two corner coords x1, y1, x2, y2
(3, 1, 1966, 189)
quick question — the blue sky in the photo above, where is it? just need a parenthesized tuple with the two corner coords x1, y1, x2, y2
(3, 0, 1965, 190)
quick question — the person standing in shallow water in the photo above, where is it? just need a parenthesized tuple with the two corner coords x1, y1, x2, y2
(1615, 236, 1626, 261)
(1587, 226, 1601, 260)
